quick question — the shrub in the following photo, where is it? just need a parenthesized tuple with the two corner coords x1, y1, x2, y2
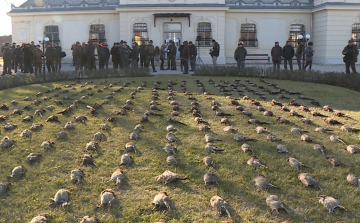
(194, 65, 360, 92)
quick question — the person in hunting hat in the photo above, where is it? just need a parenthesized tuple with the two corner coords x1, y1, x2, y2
(1, 43, 12, 75)
(181, 41, 190, 74)
(234, 42, 247, 68)
(167, 40, 177, 70)
(189, 41, 197, 71)
(54, 43, 62, 71)
(13, 44, 23, 73)
(139, 40, 147, 67)
(33, 44, 43, 74)
(45, 43, 56, 72)
(145, 40, 157, 72)
(342, 39, 359, 74)
(271, 41, 282, 71)
(111, 42, 120, 70)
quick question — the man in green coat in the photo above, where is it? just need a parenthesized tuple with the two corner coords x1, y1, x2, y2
(342, 39, 359, 74)
(2, 43, 13, 75)
(234, 42, 247, 68)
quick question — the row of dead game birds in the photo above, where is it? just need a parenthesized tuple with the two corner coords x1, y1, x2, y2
(0, 78, 359, 222)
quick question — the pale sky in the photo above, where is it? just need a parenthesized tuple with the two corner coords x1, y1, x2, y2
(0, 0, 28, 36)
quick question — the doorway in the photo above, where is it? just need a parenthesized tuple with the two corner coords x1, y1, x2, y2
(163, 23, 182, 59)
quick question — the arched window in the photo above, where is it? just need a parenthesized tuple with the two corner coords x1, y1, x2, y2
(197, 22, 212, 47)
(89, 24, 106, 43)
(44, 25, 60, 46)
(352, 23, 360, 48)
(240, 23, 257, 47)
(289, 24, 305, 47)
(133, 23, 149, 45)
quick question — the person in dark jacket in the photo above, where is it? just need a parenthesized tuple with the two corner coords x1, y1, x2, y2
(145, 40, 156, 72)
(86, 41, 96, 70)
(139, 41, 147, 68)
(160, 42, 167, 70)
(102, 43, 110, 69)
(182, 41, 190, 74)
(167, 40, 177, 70)
(123, 41, 131, 68)
(304, 42, 314, 71)
(22, 43, 34, 74)
(234, 42, 247, 68)
(178, 43, 184, 72)
(189, 41, 197, 71)
(33, 45, 43, 74)
(210, 39, 220, 66)
(130, 42, 139, 68)
(54, 43, 62, 72)
(295, 39, 303, 70)
(45, 44, 56, 72)
(111, 42, 120, 70)
(13, 45, 23, 73)
(342, 39, 359, 74)
(97, 43, 106, 69)
(72, 41, 83, 73)
(271, 41, 282, 71)
(80, 42, 87, 70)
(1, 43, 12, 75)
(282, 40, 295, 70)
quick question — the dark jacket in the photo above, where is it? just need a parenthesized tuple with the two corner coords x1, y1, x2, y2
(305, 46, 314, 62)
(139, 44, 147, 57)
(22, 46, 33, 62)
(130, 45, 139, 60)
(72, 45, 83, 58)
(45, 47, 56, 62)
(182, 44, 190, 60)
(342, 45, 359, 62)
(295, 42, 303, 57)
(168, 44, 176, 57)
(97, 46, 105, 60)
(54, 46, 62, 58)
(13, 48, 23, 58)
(33, 49, 43, 64)
(2, 47, 13, 60)
(178, 45, 184, 57)
(189, 44, 197, 58)
(111, 46, 120, 62)
(103, 47, 110, 60)
(234, 46, 247, 61)
(271, 45, 283, 61)
(145, 44, 155, 59)
(211, 42, 220, 57)
(282, 45, 295, 59)
(86, 43, 96, 57)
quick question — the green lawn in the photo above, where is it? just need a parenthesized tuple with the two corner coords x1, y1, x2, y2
(0, 75, 359, 223)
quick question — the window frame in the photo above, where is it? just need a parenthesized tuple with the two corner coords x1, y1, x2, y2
(240, 23, 258, 47)
(89, 24, 106, 43)
(133, 23, 149, 45)
(352, 23, 360, 48)
(44, 25, 60, 47)
(196, 22, 212, 47)
(289, 24, 305, 47)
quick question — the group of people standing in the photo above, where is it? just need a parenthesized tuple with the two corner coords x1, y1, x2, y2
(234, 39, 359, 74)
(1, 41, 62, 75)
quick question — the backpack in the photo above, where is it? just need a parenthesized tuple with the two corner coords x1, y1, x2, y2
(61, 51, 66, 58)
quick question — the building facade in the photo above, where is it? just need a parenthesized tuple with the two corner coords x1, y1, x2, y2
(8, 0, 360, 64)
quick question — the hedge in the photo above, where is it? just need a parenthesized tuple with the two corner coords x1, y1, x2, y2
(0, 68, 151, 90)
(193, 65, 360, 92)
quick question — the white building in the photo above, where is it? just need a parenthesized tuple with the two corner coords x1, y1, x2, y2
(8, 0, 360, 64)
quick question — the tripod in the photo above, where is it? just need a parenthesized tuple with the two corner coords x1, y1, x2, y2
(196, 41, 204, 67)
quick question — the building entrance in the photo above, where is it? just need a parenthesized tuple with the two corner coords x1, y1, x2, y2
(163, 23, 182, 59)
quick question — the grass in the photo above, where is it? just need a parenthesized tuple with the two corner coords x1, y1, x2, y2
(0, 74, 359, 222)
